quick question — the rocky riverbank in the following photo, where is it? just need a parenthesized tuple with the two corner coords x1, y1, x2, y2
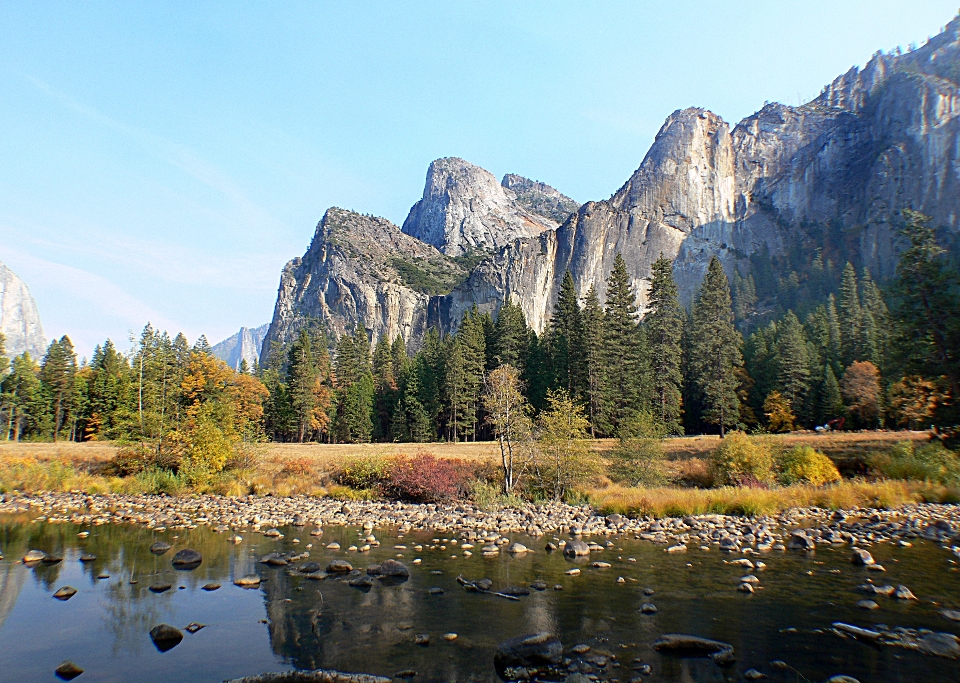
(2, 492, 959, 557)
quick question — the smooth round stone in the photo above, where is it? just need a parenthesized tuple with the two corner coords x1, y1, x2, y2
(234, 574, 261, 588)
(856, 599, 879, 610)
(171, 548, 202, 569)
(53, 586, 77, 600)
(201, 583, 221, 591)
(22, 549, 46, 563)
(149, 624, 184, 652)
(149, 541, 171, 555)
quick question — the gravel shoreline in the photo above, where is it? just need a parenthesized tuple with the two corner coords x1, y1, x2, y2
(2, 492, 959, 555)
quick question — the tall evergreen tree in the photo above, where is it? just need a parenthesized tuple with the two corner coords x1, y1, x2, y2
(818, 364, 843, 424)
(689, 257, 743, 436)
(774, 311, 811, 424)
(287, 329, 332, 442)
(40, 336, 78, 441)
(839, 262, 862, 367)
(581, 285, 606, 436)
(549, 271, 584, 396)
(644, 254, 684, 434)
(333, 326, 374, 442)
(602, 254, 646, 433)
(491, 297, 530, 370)
(456, 308, 488, 440)
(371, 336, 397, 440)
(1, 353, 45, 440)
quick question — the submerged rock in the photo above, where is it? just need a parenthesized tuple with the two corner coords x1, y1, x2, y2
(494, 633, 563, 680)
(378, 559, 409, 577)
(171, 548, 202, 569)
(652, 634, 734, 660)
(149, 624, 184, 652)
(851, 548, 875, 566)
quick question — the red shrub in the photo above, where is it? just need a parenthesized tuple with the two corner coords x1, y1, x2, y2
(385, 452, 467, 503)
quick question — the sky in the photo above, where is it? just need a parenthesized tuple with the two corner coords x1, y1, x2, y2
(1, 1, 958, 360)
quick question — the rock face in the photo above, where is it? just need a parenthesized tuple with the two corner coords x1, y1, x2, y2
(0, 260, 46, 359)
(267, 16, 960, 346)
(501, 174, 580, 225)
(262, 208, 468, 354)
(401, 158, 559, 257)
(211, 323, 268, 370)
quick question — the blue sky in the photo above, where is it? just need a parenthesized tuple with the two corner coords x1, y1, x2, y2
(2, 1, 957, 359)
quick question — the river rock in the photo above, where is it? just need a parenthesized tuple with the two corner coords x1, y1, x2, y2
(856, 600, 879, 610)
(851, 548, 875, 566)
(744, 670, 767, 680)
(234, 574, 262, 587)
(149, 584, 172, 593)
(349, 575, 374, 588)
(493, 633, 563, 679)
(942, 609, 960, 621)
(378, 559, 410, 577)
(22, 549, 46, 563)
(787, 531, 815, 551)
(79, 554, 96, 562)
(652, 634, 734, 658)
(202, 583, 221, 591)
(53, 586, 77, 600)
(171, 548, 202, 569)
(823, 677, 860, 683)
(327, 560, 353, 573)
(507, 543, 529, 554)
(501, 586, 531, 597)
(640, 603, 657, 614)
(54, 660, 84, 680)
(894, 585, 917, 600)
(563, 540, 590, 557)
(150, 541, 171, 555)
(919, 632, 960, 659)
(149, 624, 184, 652)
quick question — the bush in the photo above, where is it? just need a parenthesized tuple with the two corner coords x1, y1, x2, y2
(335, 455, 392, 490)
(778, 446, 841, 486)
(385, 452, 466, 503)
(133, 468, 187, 495)
(709, 432, 774, 486)
(871, 440, 960, 485)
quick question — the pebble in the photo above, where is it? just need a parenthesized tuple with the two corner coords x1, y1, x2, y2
(856, 599, 879, 610)
(54, 661, 84, 680)
(53, 586, 78, 600)
(640, 603, 657, 614)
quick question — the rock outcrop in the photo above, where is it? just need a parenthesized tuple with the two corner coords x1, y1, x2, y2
(401, 157, 559, 256)
(0, 260, 47, 359)
(211, 324, 269, 370)
(267, 15, 960, 346)
(262, 208, 468, 355)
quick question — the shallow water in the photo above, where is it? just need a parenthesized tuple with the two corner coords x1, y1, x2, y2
(1, 514, 959, 683)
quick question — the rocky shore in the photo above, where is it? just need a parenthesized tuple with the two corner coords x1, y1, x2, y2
(1, 492, 959, 557)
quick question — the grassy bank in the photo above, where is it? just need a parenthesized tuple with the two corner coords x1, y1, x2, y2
(0, 431, 952, 519)
(586, 480, 960, 518)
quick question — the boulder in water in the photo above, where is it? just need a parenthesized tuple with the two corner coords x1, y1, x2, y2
(149, 624, 184, 652)
(171, 548, 202, 569)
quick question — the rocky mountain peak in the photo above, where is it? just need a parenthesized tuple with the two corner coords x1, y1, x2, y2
(501, 173, 580, 224)
(211, 324, 269, 370)
(0, 260, 47, 359)
(401, 157, 558, 256)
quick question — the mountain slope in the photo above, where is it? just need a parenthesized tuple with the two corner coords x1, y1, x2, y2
(0, 260, 47, 359)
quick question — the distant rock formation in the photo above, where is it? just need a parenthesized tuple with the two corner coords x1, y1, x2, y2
(401, 157, 559, 256)
(211, 323, 269, 370)
(266, 14, 960, 348)
(0, 260, 47, 359)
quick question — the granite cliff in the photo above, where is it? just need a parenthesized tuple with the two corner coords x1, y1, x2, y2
(0, 260, 47, 360)
(211, 324, 269, 370)
(266, 15, 960, 349)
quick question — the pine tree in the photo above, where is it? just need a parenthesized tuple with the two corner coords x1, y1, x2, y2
(288, 330, 328, 442)
(775, 311, 811, 424)
(688, 257, 743, 436)
(40, 336, 78, 441)
(443, 337, 470, 442)
(859, 268, 889, 371)
(491, 297, 530, 370)
(602, 254, 646, 433)
(839, 262, 862, 367)
(818, 365, 843, 424)
(371, 336, 397, 440)
(333, 326, 374, 442)
(549, 271, 584, 396)
(456, 308, 488, 440)
(644, 254, 684, 434)
(826, 293, 842, 373)
(1, 353, 46, 440)
(581, 285, 607, 436)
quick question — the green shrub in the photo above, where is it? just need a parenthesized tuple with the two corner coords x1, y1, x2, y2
(709, 431, 774, 486)
(871, 440, 960, 485)
(134, 468, 187, 495)
(778, 446, 841, 486)
(335, 455, 392, 490)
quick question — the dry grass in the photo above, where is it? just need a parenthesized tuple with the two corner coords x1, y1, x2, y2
(586, 479, 960, 518)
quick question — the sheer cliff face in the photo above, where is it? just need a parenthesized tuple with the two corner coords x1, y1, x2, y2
(268, 17, 960, 346)
(0, 261, 46, 359)
(401, 157, 559, 256)
(211, 324, 269, 370)
(262, 208, 464, 356)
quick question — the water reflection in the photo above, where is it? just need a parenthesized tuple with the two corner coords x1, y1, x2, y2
(0, 514, 958, 682)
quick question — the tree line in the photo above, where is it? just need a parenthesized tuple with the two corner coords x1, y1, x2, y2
(1, 210, 957, 449)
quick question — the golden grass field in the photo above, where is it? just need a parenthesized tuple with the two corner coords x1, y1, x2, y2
(0, 430, 930, 466)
